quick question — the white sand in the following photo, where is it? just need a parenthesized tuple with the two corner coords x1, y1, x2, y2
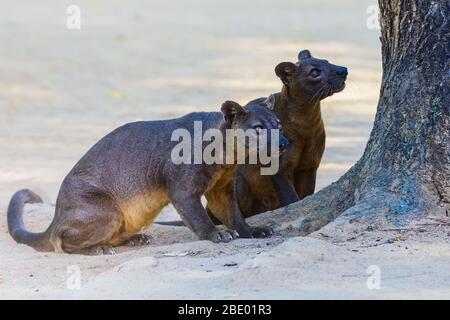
(1, 0, 449, 299)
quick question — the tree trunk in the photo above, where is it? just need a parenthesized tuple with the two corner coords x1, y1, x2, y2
(249, 0, 449, 235)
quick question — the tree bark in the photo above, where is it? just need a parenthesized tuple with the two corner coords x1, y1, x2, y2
(249, 0, 450, 235)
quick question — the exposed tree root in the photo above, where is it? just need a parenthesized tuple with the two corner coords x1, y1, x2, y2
(248, 167, 357, 236)
(249, 167, 445, 237)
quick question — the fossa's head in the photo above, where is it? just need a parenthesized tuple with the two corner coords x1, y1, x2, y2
(275, 50, 348, 104)
(221, 100, 289, 155)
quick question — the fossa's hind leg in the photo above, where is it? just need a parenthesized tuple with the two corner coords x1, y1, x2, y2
(56, 202, 123, 255)
(109, 232, 152, 247)
(206, 185, 273, 239)
(294, 169, 317, 199)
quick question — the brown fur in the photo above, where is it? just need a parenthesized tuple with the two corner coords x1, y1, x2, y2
(235, 50, 348, 217)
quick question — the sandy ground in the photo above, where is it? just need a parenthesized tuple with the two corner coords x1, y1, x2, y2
(1, 0, 449, 299)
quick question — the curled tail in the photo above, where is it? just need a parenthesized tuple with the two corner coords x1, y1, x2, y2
(7, 189, 54, 252)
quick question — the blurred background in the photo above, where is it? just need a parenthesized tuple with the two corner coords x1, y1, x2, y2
(0, 0, 381, 205)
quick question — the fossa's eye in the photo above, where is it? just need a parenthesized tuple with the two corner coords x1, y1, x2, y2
(309, 69, 321, 78)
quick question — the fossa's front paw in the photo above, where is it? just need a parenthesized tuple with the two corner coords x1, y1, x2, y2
(250, 226, 273, 238)
(205, 228, 239, 243)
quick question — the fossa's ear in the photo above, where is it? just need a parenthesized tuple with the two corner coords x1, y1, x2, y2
(275, 62, 297, 86)
(221, 100, 248, 124)
(298, 49, 312, 60)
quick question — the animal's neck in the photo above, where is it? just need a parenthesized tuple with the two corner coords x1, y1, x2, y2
(274, 85, 323, 132)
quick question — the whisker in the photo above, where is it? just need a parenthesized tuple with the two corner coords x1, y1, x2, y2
(309, 84, 326, 103)
(328, 85, 334, 97)
(309, 84, 328, 104)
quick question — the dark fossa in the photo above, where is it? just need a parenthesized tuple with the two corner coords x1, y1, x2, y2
(7, 101, 287, 254)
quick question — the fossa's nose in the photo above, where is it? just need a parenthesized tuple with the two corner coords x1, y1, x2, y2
(336, 67, 348, 77)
